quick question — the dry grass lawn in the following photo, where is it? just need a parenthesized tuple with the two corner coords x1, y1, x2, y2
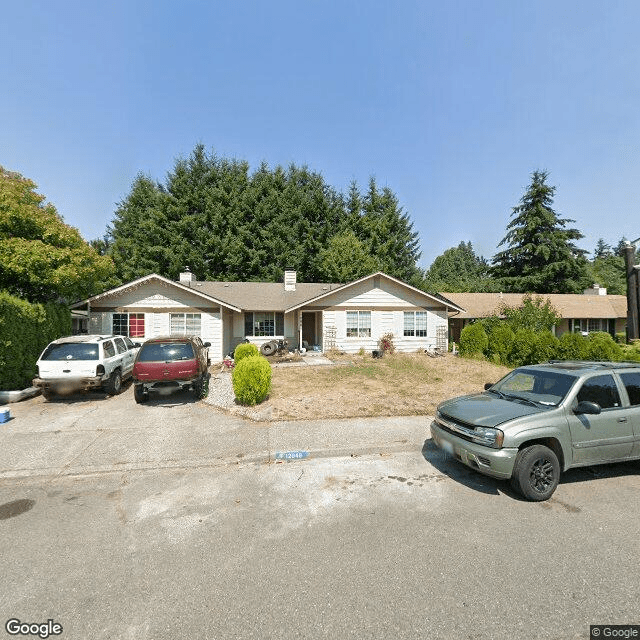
(262, 352, 510, 421)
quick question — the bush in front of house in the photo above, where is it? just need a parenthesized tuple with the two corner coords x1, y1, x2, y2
(486, 324, 515, 365)
(532, 331, 560, 364)
(234, 342, 259, 363)
(555, 332, 589, 361)
(0, 291, 71, 390)
(508, 328, 539, 367)
(587, 332, 623, 361)
(378, 332, 395, 354)
(232, 354, 272, 405)
(459, 322, 488, 357)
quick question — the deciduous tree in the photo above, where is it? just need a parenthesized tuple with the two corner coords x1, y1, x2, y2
(0, 167, 114, 302)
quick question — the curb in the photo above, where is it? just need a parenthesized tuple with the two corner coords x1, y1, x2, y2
(0, 442, 422, 481)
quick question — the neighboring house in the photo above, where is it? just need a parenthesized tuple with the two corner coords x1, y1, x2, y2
(70, 270, 464, 362)
(442, 286, 627, 343)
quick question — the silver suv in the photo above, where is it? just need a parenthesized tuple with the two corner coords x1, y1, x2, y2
(33, 335, 140, 400)
(431, 361, 640, 500)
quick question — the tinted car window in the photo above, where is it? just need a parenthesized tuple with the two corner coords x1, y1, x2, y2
(103, 341, 116, 358)
(41, 343, 99, 361)
(137, 342, 195, 362)
(123, 337, 135, 350)
(577, 374, 621, 409)
(620, 372, 640, 406)
(114, 337, 128, 354)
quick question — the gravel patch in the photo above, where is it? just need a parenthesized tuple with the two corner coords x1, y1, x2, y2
(204, 369, 236, 410)
(204, 369, 274, 422)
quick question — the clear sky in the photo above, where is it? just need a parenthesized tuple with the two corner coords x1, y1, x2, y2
(2, 0, 639, 270)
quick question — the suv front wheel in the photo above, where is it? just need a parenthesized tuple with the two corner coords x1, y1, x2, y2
(510, 444, 560, 501)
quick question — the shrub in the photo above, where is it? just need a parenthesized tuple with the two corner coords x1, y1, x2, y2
(378, 332, 395, 354)
(459, 323, 488, 357)
(556, 332, 589, 360)
(615, 331, 626, 344)
(234, 342, 259, 363)
(508, 329, 538, 367)
(0, 291, 71, 390)
(232, 355, 272, 405)
(486, 324, 515, 365)
(587, 332, 623, 361)
(532, 331, 560, 364)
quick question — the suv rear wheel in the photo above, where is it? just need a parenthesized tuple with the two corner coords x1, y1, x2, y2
(105, 370, 122, 396)
(511, 444, 560, 501)
(134, 384, 148, 404)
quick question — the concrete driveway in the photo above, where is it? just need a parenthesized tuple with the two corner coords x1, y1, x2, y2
(0, 383, 429, 480)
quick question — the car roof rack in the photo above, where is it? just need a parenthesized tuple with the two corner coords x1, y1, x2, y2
(546, 360, 640, 369)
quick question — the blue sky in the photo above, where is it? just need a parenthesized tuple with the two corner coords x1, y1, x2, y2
(2, 0, 639, 270)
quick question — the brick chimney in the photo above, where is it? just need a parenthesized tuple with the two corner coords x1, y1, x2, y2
(284, 268, 296, 291)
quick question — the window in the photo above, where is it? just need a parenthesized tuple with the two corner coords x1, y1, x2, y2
(113, 313, 145, 338)
(571, 319, 607, 333)
(103, 340, 116, 358)
(113, 337, 128, 354)
(404, 311, 427, 337)
(620, 372, 640, 406)
(170, 313, 201, 336)
(346, 311, 371, 338)
(244, 312, 284, 337)
(577, 374, 621, 409)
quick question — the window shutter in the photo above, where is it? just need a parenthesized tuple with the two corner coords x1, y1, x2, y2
(244, 313, 253, 337)
(276, 312, 284, 336)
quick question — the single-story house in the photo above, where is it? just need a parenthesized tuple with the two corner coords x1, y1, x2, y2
(442, 286, 627, 343)
(70, 270, 464, 362)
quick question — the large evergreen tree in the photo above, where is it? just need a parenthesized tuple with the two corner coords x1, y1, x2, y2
(107, 146, 421, 284)
(491, 171, 590, 293)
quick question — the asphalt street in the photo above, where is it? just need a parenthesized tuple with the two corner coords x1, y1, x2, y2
(0, 386, 639, 640)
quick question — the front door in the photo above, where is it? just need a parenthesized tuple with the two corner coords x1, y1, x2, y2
(302, 312, 316, 349)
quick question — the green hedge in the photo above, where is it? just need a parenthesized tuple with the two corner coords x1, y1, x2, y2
(232, 354, 272, 405)
(461, 320, 628, 367)
(459, 323, 488, 357)
(0, 290, 71, 390)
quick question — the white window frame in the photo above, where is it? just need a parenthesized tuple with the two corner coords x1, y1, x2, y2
(404, 311, 428, 337)
(346, 311, 371, 338)
(170, 313, 202, 336)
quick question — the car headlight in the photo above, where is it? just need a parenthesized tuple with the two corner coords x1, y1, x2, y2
(472, 427, 504, 448)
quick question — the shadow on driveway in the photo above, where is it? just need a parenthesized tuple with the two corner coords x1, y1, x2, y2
(422, 438, 639, 500)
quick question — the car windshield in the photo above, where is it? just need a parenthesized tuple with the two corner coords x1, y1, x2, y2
(41, 343, 99, 361)
(489, 369, 576, 406)
(137, 342, 195, 362)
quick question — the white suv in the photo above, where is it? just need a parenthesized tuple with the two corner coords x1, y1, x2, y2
(33, 335, 140, 400)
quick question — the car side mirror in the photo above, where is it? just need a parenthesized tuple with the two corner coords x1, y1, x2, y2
(203, 342, 211, 348)
(575, 401, 601, 415)
(484, 383, 493, 390)
(132, 343, 141, 348)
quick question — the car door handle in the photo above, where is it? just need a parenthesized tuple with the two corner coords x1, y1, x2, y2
(617, 417, 628, 423)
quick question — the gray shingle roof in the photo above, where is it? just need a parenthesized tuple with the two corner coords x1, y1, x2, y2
(189, 281, 345, 311)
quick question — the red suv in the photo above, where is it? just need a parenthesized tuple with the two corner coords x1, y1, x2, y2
(132, 336, 211, 403)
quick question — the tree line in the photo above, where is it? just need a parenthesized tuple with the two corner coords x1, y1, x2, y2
(100, 144, 421, 286)
(1, 152, 633, 307)
(422, 170, 634, 295)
